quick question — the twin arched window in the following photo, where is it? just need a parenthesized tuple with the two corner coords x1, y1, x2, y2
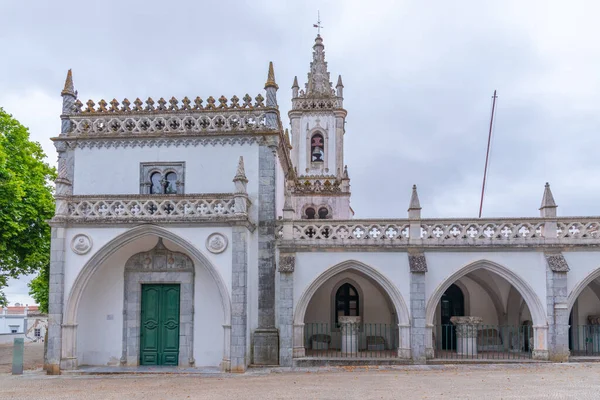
(150, 171, 178, 194)
(311, 133, 324, 163)
(335, 283, 359, 325)
(305, 206, 329, 219)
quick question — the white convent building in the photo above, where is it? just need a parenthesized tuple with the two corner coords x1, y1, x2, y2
(46, 35, 600, 374)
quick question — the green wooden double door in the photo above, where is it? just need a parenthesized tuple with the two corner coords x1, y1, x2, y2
(140, 284, 180, 366)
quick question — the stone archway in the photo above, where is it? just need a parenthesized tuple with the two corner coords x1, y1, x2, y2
(425, 260, 548, 359)
(62, 224, 232, 370)
(293, 260, 411, 358)
(122, 238, 195, 366)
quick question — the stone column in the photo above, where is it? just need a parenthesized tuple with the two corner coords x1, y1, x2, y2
(47, 224, 67, 375)
(339, 316, 361, 355)
(398, 324, 411, 359)
(545, 253, 569, 361)
(450, 316, 482, 356)
(532, 325, 549, 360)
(230, 226, 248, 372)
(60, 324, 77, 370)
(278, 253, 295, 367)
(409, 253, 427, 363)
(253, 139, 279, 365)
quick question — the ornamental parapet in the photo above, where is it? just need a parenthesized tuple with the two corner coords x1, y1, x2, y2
(291, 174, 348, 195)
(59, 94, 280, 137)
(51, 193, 253, 226)
(291, 95, 343, 111)
(277, 217, 600, 248)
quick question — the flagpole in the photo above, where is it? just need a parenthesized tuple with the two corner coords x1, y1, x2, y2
(478, 90, 498, 218)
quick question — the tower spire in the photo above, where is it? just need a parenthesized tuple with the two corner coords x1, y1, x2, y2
(540, 182, 557, 217)
(265, 61, 278, 90)
(305, 34, 333, 97)
(408, 185, 422, 211)
(61, 69, 76, 97)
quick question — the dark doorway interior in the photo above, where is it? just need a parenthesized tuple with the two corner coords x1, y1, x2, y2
(441, 283, 465, 350)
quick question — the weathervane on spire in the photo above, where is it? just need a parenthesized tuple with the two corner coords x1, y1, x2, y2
(313, 11, 323, 35)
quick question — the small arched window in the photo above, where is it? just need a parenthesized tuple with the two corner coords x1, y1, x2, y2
(311, 133, 324, 163)
(318, 207, 329, 219)
(165, 172, 178, 194)
(335, 283, 359, 325)
(305, 207, 316, 219)
(150, 172, 163, 194)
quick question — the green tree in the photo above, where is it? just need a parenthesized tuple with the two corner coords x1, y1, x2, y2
(0, 107, 55, 311)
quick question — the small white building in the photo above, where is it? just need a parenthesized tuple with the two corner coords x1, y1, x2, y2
(0, 305, 47, 344)
(46, 35, 600, 374)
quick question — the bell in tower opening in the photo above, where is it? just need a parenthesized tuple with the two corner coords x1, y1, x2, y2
(311, 133, 324, 162)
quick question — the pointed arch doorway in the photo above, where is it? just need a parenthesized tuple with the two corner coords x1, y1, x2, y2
(441, 284, 465, 350)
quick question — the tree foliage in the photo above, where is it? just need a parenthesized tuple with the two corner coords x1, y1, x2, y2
(0, 107, 55, 309)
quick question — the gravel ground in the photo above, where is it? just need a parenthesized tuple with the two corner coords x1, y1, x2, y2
(2, 363, 600, 399)
(0, 343, 44, 374)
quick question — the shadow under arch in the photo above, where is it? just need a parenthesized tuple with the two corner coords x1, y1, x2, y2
(566, 266, 600, 313)
(64, 224, 232, 326)
(294, 260, 410, 327)
(425, 259, 546, 328)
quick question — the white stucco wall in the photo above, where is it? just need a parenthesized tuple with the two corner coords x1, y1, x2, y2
(0, 315, 25, 334)
(304, 271, 394, 325)
(424, 251, 548, 323)
(293, 252, 411, 321)
(564, 251, 600, 298)
(73, 143, 260, 217)
(63, 225, 236, 312)
(76, 234, 228, 367)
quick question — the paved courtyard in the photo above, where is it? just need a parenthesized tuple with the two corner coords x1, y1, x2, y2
(2, 363, 600, 399)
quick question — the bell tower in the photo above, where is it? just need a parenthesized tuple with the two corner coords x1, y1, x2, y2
(287, 34, 352, 219)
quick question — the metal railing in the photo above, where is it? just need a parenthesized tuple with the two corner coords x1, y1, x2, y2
(435, 324, 533, 360)
(571, 325, 600, 356)
(304, 322, 398, 358)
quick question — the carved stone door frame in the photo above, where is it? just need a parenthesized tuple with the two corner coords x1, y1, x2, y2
(121, 238, 195, 366)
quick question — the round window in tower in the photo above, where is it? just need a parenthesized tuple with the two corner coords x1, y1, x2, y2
(305, 207, 316, 219)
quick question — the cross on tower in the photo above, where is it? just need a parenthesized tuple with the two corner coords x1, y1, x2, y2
(313, 11, 323, 35)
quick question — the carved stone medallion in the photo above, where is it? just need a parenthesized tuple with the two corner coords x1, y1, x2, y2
(545, 253, 570, 272)
(71, 234, 93, 255)
(409, 254, 428, 272)
(206, 233, 228, 254)
(278, 253, 295, 273)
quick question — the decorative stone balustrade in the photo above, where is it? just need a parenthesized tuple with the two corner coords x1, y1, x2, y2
(66, 111, 273, 136)
(54, 194, 249, 224)
(277, 217, 600, 247)
(291, 96, 343, 111)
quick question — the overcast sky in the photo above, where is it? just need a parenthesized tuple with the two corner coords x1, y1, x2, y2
(2, 1, 600, 304)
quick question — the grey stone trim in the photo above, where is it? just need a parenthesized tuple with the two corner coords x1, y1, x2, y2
(410, 271, 426, 364)
(278, 259, 294, 367)
(278, 253, 295, 272)
(48, 226, 67, 374)
(253, 139, 279, 365)
(230, 226, 248, 372)
(55, 136, 262, 150)
(139, 162, 185, 195)
(546, 252, 570, 361)
(409, 254, 427, 272)
(545, 253, 570, 272)
(122, 239, 194, 367)
(257, 141, 277, 329)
